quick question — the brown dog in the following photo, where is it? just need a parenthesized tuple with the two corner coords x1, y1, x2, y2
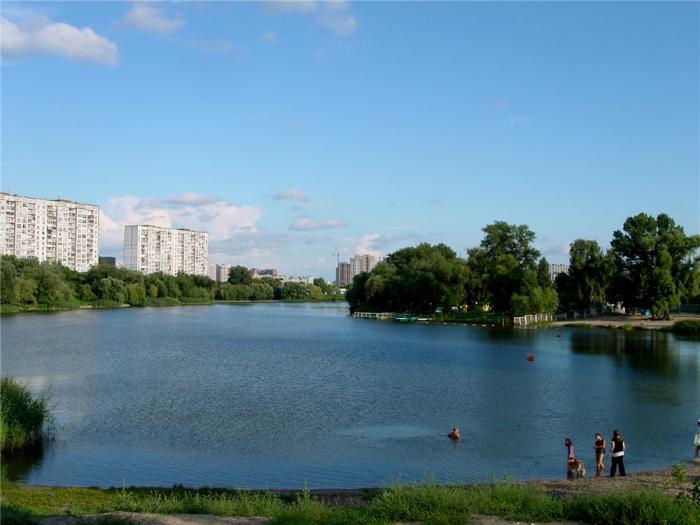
(567, 458, 587, 478)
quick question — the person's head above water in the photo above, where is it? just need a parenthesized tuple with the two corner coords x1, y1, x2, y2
(565, 438, 573, 446)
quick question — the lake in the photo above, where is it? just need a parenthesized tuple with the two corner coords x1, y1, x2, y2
(1, 303, 698, 489)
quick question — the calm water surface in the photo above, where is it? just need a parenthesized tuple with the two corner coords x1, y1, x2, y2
(2, 303, 698, 488)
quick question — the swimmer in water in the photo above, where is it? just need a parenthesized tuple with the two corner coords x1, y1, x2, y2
(448, 427, 461, 440)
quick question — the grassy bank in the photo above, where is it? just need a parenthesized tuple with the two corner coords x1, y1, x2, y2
(0, 377, 52, 453)
(2, 480, 698, 525)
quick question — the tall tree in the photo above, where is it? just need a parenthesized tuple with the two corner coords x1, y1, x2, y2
(228, 265, 253, 286)
(466, 222, 541, 313)
(609, 213, 700, 318)
(555, 240, 608, 311)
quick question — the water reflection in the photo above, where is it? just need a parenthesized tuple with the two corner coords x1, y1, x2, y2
(2, 445, 45, 480)
(569, 329, 676, 375)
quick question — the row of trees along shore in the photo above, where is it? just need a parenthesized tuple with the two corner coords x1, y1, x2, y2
(346, 213, 700, 319)
(0, 259, 344, 312)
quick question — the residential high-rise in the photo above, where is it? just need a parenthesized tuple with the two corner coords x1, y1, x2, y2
(0, 193, 99, 272)
(336, 262, 351, 286)
(216, 264, 229, 283)
(123, 225, 208, 276)
(350, 254, 380, 279)
(250, 268, 278, 278)
(549, 263, 570, 282)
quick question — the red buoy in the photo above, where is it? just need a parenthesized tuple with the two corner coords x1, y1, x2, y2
(526, 354, 535, 362)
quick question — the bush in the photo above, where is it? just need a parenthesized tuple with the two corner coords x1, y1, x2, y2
(0, 377, 52, 453)
(669, 320, 700, 335)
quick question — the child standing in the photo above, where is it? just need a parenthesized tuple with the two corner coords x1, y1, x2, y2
(593, 433, 606, 472)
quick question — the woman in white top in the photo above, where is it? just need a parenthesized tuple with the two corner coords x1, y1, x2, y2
(609, 430, 626, 477)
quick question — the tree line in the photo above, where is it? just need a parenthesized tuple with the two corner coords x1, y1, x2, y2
(346, 213, 700, 318)
(0, 258, 344, 311)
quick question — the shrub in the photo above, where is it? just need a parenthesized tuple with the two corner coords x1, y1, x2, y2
(0, 377, 52, 453)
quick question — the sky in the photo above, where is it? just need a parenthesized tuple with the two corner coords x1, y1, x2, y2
(2, 1, 698, 280)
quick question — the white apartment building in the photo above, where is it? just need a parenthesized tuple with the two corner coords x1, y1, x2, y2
(123, 225, 208, 276)
(549, 263, 570, 282)
(350, 254, 381, 279)
(0, 193, 99, 272)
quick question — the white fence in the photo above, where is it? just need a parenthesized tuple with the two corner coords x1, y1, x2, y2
(513, 313, 554, 326)
(351, 312, 397, 320)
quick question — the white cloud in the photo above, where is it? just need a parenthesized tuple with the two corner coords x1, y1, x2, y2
(120, 3, 184, 35)
(507, 116, 533, 126)
(289, 218, 346, 231)
(261, 31, 278, 43)
(1, 16, 118, 65)
(355, 233, 382, 257)
(262, 0, 356, 37)
(272, 188, 309, 202)
(99, 193, 261, 249)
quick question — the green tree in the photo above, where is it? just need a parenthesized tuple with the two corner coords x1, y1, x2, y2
(536, 257, 551, 289)
(228, 265, 253, 286)
(96, 277, 127, 303)
(555, 240, 608, 311)
(127, 283, 146, 306)
(1, 257, 18, 305)
(609, 213, 700, 318)
(466, 222, 541, 313)
(79, 283, 96, 301)
(16, 278, 37, 305)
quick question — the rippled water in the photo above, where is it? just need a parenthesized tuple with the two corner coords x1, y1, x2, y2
(2, 303, 698, 488)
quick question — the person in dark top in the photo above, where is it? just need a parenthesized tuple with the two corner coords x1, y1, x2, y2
(609, 430, 626, 477)
(593, 433, 606, 473)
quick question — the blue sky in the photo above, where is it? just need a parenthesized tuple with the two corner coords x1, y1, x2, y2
(2, 1, 698, 279)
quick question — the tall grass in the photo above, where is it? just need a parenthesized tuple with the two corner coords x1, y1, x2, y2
(0, 376, 52, 453)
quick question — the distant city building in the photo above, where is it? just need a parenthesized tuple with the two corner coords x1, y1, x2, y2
(336, 262, 351, 286)
(549, 263, 570, 282)
(99, 256, 116, 267)
(216, 264, 229, 283)
(123, 225, 208, 276)
(350, 254, 381, 279)
(250, 268, 278, 278)
(0, 193, 99, 272)
(208, 263, 230, 282)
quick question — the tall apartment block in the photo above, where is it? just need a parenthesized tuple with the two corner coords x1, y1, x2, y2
(0, 193, 99, 272)
(350, 254, 380, 279)
(123, 225, 208, 276)
(549, 263, 570, 282)
(336, 262, 351, 286)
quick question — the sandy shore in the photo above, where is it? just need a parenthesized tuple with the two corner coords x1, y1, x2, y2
(550, 313, 699, 330)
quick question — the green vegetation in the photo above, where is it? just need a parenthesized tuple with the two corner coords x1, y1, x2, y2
(2, 481, 699, 525)
(0, 377, 52, 453)
(0, 256, 344, 314)
(347, 213, 700, 318)
(664, 320, 700, 335)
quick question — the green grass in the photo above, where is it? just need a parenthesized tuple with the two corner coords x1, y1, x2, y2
(3, 481, 698, 525)
(0, 377, 52, 453)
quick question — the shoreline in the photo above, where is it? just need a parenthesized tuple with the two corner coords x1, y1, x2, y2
(4, 465, 699, 524)
(8, 464, 700, 500)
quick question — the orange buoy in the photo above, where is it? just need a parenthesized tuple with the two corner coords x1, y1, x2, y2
(526, 354, 535, 362)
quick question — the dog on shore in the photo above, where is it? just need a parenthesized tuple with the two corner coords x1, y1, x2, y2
(567, 458, 587, 478)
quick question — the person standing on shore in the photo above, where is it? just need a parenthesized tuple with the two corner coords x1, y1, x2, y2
(609, 430, 626, 477)
(593, 433, 606, 474)
(694, 420, 700, 460)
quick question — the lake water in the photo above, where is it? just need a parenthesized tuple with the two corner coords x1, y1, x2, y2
(2, 303, 698, 489)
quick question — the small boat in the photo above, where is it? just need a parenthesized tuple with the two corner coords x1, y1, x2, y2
(394, 316, 418, 322)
